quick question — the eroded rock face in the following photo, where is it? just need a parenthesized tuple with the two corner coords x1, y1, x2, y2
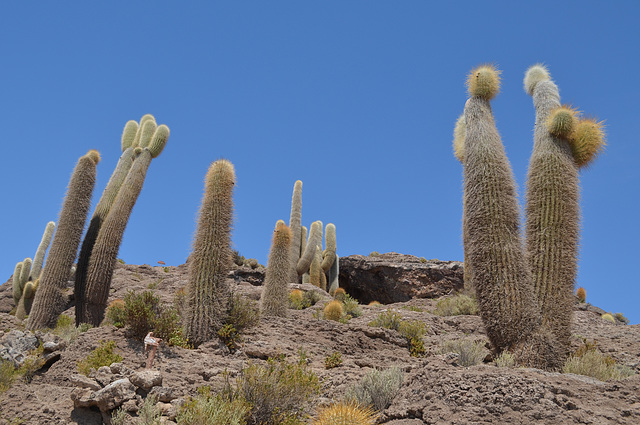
(0, 330, 40, 367)
(338, 253, 464, 304)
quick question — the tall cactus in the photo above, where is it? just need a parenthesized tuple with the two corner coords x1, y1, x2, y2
(30, 221, 55, 281)
(288, 180, 303, 283)
(12, 262, 24, 306)
(261, 221, 292, 317)
(310, 245, 326, 290)
(82, 123, 169, 326)
(462, 65, 540, 353)
(75, 118, 141, 324)
(185, 159, 236, 346)
(296, 220, 322, 276)
(327, 254, 339, 295)
(28, 150, 100, 329)
(523, 65, 583, 354)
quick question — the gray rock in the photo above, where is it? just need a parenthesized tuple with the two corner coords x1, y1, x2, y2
(94, 378, 136, 412)
(109, 362, 133, 376)
(0, 330, 40, 367)
(92, 366, 115, 387)
(42, 340, 65, 352)
(129, 370, 163, 391)
(149, 386, 177, 402)
(70, 374, 102, 391)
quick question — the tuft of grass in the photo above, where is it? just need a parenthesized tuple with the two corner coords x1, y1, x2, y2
(614, 313, 629, 325)
(345, 367, 403, 412)
(563, 349, 635, 381)
(494, 351, 516, 368)
(369, 311, 428, 357)
(176, 386, 250, 425)
(77, 340, 123, 376)
(137, 394, 162, 425)
(52, 315, 92, 343)
(368, 310, 403, 330)
(433, 294, 478, 316)
(341, 295, 362, 318)
(440, 339, 487, 367)
(324, 352, 343, 369)
(311, 401, 378, 425)
(0, 359, 16, 393)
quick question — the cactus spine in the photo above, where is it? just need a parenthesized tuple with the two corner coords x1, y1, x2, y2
(28, 150, 100, 329)
(462, 65, 540, 353)
(75, 117, 146, 324)
(30, 221, 55, 281)
(185, 159, 236, 346)
(524, 65, 580, 355)
(261, 221, 292, 317)
(288, 180, 303, 283)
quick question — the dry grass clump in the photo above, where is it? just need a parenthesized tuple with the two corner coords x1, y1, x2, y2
(345, 366, 404, 412)
(433, 294, 478, 316)
(440, 339, 488, 367)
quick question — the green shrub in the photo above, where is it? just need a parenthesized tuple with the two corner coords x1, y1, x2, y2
(433, 294, 478, 316)
(77, 340, 123, 376)
(368, 310, 403, 331)
(440, 339, 487, 367)
(231, 356, 320, 425)
(218, 324, 240, 351)
(324, 352, 343, 369)
(494, 351, 516, 368)
(123, 290, 163, 339)
(563, 349, 636, 381)
(345, 367, 403, 412)
(398, 320, 427, 357)
(342, 295, 362, 318)
(227, 294, 260, 333)
(0, 359, 16, 393)
(177, 386, 250, 425)
(16, 344, 45, 384)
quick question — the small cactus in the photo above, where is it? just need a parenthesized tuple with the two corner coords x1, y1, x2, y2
(523, 64, 550, 95)
(185, 159, 236, 346)
(327, 253, 340, 295)
(576, 287, 586, 303)
(332, 287, 347, 300)
(12, 262, 24, 306)
(324, 300, 343, 321)
(321, 223, 337, 272)
(466, 64, 501, 100)
(601, 313, 615, 323)
(547, 105, 579, 139)
(569, 117, 606, 168)
(261, 221, 292, 317)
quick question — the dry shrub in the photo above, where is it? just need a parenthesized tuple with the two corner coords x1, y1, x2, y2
(345, 366, 403, 412)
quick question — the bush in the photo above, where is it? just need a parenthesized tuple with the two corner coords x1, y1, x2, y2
(324, 352, 343, 369)
(345, 366, 403, 412)
(77, 340, 123, 376)
(16, 344, 45, 384)
(398, 320, 427, 357)
(342, 295, 362, 318)
(433, 294, 478, 316)
(105, 299, 127, 328)
(231, 356, 320, 425)
(123, 290, 163, 339)
(311, 401, 377, 425)
(494, 350, 516, 368)
(368, 310, 403, 330)
(0, 359, 16, 393)
(440, 339, 487, 367)
(227, 294, 260, 333)
(177, 386, 250, 425)
(563, 349, 635, 381)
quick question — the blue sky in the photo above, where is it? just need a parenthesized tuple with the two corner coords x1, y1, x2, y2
(1, 2, 638, 324)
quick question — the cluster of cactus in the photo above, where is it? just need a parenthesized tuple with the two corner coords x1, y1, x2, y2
(455, 64, 605, 369)
(287, 180, 339, 292)
(76, 114, 170, 326)
(12, 222, 56, 320)
(184, 159, 235, 346)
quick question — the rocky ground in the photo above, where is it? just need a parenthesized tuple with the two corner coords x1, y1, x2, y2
(0, 253, 638, 424)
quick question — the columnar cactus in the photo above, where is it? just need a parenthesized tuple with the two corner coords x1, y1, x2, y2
(75, 118, 142, 324)
(261, 221, 292, 317)
(296, 220, 322, 276)
(82, 123, 169, 326)
(321, 223, 337, 272)
(310, 245, 327, 290)
(327, 254, 339, 295)
(185, 159, 236, 346)
(288, 180, 303, 283)
(462, 65, 540, 353)
(12, 262, 24, 306)
(30, 221, 55, 281)
(16, 280, 38, 321)
(524, 65, 582, 354)
(28, 150, 100, 329)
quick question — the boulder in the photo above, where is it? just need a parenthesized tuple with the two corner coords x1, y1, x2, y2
(0, 330, 40, 367)
(129, 370, 163, 391)
(338, 253, 464, 304)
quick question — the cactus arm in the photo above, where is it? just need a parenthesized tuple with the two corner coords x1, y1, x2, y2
(288, 180, 303, 283)
(12, 262, 24, 306)
(327, 254, 339, 295)
(321, 223, 336, 272)
(30, 221, 55, 281)
(296, 221, 322, 276)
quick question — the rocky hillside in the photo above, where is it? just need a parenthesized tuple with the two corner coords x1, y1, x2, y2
(0, 253, 638, 424)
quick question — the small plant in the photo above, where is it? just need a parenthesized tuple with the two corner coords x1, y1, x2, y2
(289, 289, 305, 309)
(563, 349, 635, 381)
(227, 294, 260, 333)
(230, 355, 320, 425)
(117, 258, 125, 264)
(0, 359, 16, 393)
(177, 386, 250, 425)
(345, 366, 403, 412)
(311, 401, 378, 425)
(576, 287, 586, 303)
(368, 310, 403, 330)
(324, 300, 344, 321)
(433, 294, 478, 316)
(53, 314, 92, 343)
(163, 267, 169, 273)
(110, 407, 129, 425)
(440, 339, 487, 367)
(123, 290, 163, 339)
(77, 340, 123, 376)
(419, 257, 427, 263)
(405, 306, 423, 312)
(601, 313, 615, 323)
(105, 299, 126, 328)
(369, 251, 380, 257)
(332, 288, 347, 300)
(614, 313, 629, 325)
(137, 394, 162, 425)
(494, 351, 516, 368)
(398, 320, 427, 357)
(218, 324, 240, 351)
(147, 279, 163, 290)
(342, 294, 362, 318)
(368, 301, 381, 307)
(16, 344, 45, 384)
(324, 352, 343, 369)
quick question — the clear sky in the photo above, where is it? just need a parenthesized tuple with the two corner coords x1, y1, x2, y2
(1, 2, 638, 324)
